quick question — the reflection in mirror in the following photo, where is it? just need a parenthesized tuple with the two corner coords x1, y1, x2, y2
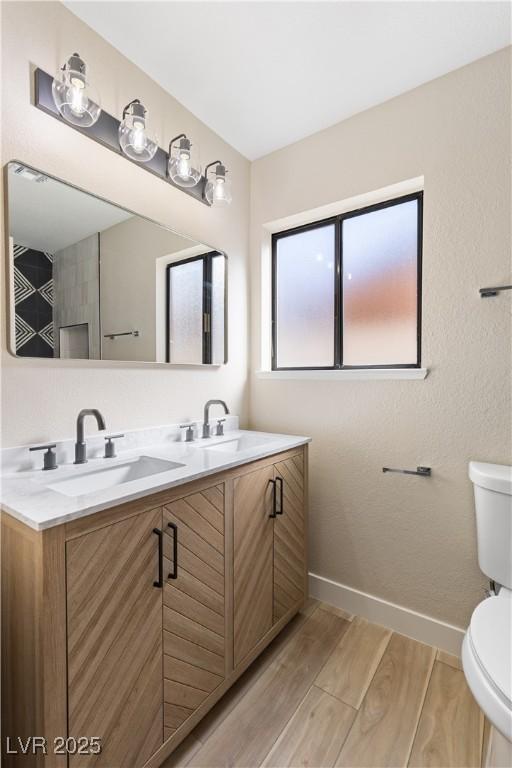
(167, 252, 226, 364)
(7, 162, 227, 365)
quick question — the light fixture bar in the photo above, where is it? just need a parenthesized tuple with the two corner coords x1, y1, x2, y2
(34, 68, 210, 206)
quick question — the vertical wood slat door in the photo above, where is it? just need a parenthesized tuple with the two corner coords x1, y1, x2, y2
(162, 484, 226, 741)
(273, 453, 306, 623)
(233, 466, 274, 667)
(66, 508, 164, 767)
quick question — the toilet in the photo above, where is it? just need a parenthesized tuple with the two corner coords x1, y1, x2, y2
(463, 462, 512, 767)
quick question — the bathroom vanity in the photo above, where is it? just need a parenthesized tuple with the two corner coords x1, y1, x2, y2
(1, 429, 309, 767)
(3, 159, 309, 767)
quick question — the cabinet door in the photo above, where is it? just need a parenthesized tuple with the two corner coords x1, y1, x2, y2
(273, 453, 306, 623)
(233, 466, 274, 667)
(66, 508, 164, 767)
(162, 484, 226, 740)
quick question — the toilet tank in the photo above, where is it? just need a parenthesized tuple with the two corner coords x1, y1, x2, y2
(469, 462, 512, 589)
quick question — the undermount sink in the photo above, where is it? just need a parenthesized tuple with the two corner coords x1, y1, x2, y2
(205, 435, 275, 454)
(46, 456, 184, 497)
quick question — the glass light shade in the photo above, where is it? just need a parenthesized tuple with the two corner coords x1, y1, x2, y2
(118, 102, 158, 163)
(52, 55, 101, 127)
(205, 166, 232, 207)
(168, 136, 201, 188)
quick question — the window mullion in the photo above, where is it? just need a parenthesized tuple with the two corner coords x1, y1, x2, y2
(333, 217, 342, 369)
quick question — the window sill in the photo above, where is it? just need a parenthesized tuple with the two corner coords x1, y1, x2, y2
(255, 368, 429, 381)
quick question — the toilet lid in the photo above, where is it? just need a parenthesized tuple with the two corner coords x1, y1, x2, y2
(470, 597, 512, 706)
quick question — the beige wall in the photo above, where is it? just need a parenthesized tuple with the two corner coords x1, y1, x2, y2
(249, 48, 512, 628)
(99, 217, 196, 362)
(1, 1, 250, 446)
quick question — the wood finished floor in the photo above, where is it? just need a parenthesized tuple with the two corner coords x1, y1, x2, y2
(161, 600, 484, 768)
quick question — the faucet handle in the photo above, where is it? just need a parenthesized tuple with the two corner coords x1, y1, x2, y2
(104, 434, 124, 459)
(29, 444, 58, 471)
(179, 424, 195, 443)
(215, 418, 226, 437)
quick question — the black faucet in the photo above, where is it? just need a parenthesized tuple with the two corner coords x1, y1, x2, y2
(202, 400, 229, 439)
(74, 409, 106, 464)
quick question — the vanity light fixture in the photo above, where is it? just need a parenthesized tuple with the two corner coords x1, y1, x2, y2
(36, 65, 233, 206)
(52, 53, 101, 127)
(168, 134, 201, 188)
(204, 161, 232, 207)
(119, 99, 158, 162)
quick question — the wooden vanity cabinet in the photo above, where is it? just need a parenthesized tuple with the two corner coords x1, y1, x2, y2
(272, 452, 306, 623)
(66, 508, 164, 768)
(162, 484, 227, 740)
(1, 445, 307, 768)
(233, 451, 307, 667)
(233, 465, 275, 666)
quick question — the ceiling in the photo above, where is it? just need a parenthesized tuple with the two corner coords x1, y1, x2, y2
(65, 1, 510, 160)
(8, 164, 132, 253)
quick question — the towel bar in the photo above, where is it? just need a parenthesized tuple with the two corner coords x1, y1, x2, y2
(479, 285, 512, 298)
(104, 330, 140, 340)
(382, 466, 431, 477)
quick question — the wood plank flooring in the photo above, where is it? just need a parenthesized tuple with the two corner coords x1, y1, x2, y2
(161, 600, 485, 768)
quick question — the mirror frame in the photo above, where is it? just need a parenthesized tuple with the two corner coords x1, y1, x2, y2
(4, 160, 228, 367)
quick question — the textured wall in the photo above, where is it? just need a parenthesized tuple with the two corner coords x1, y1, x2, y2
(1, 1, 250, 446)
(249, 48, 512, 628)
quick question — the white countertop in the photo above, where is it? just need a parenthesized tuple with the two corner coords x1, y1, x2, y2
(0, 429, 310, 531)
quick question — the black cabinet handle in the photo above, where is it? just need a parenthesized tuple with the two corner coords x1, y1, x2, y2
(268, 479, 277, 518)
(276, 476, 284, 515)
(168, 522, 178, 579)
(153, 528, 163, 588)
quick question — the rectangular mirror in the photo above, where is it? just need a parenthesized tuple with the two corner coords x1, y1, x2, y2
(7, 161, 227, 365)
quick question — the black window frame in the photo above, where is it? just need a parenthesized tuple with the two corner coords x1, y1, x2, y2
(166, 250, 227, 365)
(271, 191, 423, 371)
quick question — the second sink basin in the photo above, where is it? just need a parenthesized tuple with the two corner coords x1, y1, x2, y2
(205, 435, 275, 454)
(47, 456, 184, 497)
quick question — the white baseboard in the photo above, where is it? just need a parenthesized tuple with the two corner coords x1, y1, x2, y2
(309, 572, 465, 656)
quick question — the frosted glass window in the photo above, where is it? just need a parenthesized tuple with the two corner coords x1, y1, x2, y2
(211, 255, 226, 364)
(343, 200, 418, 366)
(272, 193, 422, 370)
(168, 259, 203, 363)
(275, 224, 335, 368)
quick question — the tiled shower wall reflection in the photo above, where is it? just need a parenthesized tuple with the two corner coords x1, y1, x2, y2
(14, 243, 54, 357)
(53, 233, 100, 359)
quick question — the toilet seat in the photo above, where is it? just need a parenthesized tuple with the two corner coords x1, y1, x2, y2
(462, 595, 512, 741)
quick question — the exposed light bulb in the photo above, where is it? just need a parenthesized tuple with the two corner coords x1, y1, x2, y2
(168, 135, 201, 188)
(214, 176, 226, 201)
(69, 81, 86, 116)
(204, 162, 232, 207)
(131, 121, 146, 154)
(119, 100, 157, 162)
(52, 53, 101, 127)
(178, 152, 191, 178)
